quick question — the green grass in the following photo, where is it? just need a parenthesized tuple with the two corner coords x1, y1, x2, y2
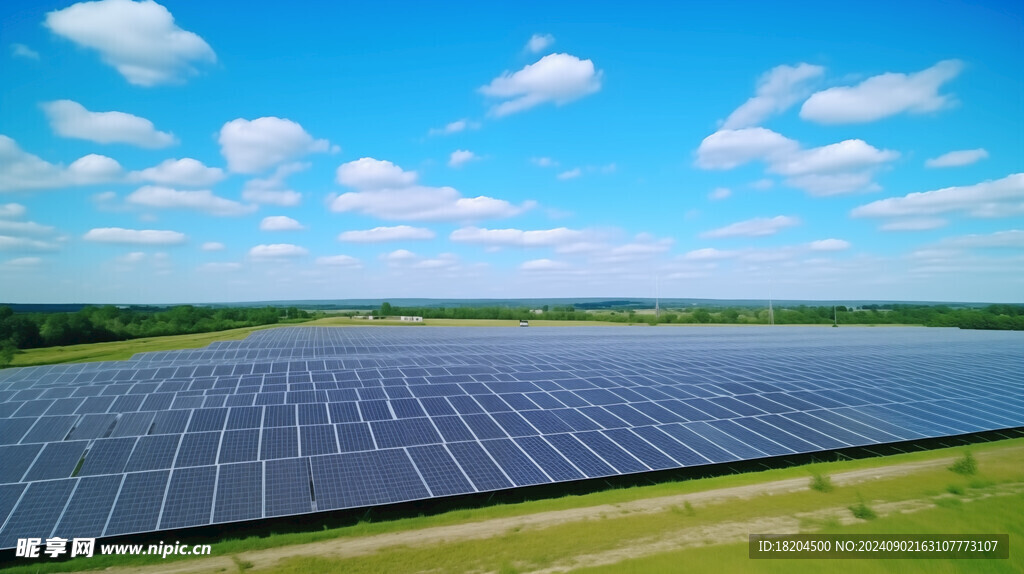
(809, 473, 834, 493)
(4, 438, 1018, 574)
(949, 451, 979, 475)
(574, 492, 1024, 574)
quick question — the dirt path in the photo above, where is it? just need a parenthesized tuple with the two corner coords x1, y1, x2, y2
(103, 447, 1022, 574)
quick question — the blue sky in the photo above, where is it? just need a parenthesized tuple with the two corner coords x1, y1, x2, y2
(1, 0, 1022, 304)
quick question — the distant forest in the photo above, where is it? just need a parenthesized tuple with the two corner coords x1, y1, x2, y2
(0, 305, 314, 365)
(370, 302, 1024, 331)
(1, 302, 1021, 367)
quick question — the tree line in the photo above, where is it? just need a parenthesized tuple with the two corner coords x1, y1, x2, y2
(0, 305, 315, 365)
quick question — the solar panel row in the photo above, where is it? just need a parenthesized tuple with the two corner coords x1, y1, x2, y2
(0, 326, 1021, 549)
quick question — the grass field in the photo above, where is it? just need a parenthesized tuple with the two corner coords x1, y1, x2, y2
(2, 438, 1020, 573)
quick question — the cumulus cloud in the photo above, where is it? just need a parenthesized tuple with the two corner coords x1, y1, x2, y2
(939, 230, 1024, 249)
(241, 162, 306, 206)
(0, 135, 122, 192)
(83, 227, 186, 244)
(200, 241, 225, 251)
(925, 148, 988, 168)
(449, 149, 478, 168)
(557, 168, 582, 180)
(219, 117, 328, 174)
(801, 60, 963, 124)
(44, 0, 216, 86)
(413, 253, 459, 270)
(480, 53, 602, 116)
(708, 187, 732, 200)
(428, 118, 480, 136)
(695, 128, 898, 195)
(126, 186, 257, 216)
(332, 157, 534, 221)
(696, 128, 799, 170)
(331, 186, 533, 221)
(701, 215, 800, 238)
(338, 226, 435, 243)
(383, 249, 417, 262)
(11, 43, 40, 60)
(722, 63, 824, 129)
(520, 258, 568, 271)
(248, 243, 308, 259)
(42, 100, 176, 148)
(0, 236, 59, 251)
(133, 157, 224, 186)
(0, 219, 56, 236)
(336, 157, 417, 189)
(315, 254, 362, 267)
(808, 238, 851, 251)
(525, 33, 555, 53)
(879, 218, 948, 231)
(851, 173, 1024, 219)
(0, 203, 27, 218)
(682, 248, 738, 261)
(260, 215, 306, 231)
(450, 226, 586, 248)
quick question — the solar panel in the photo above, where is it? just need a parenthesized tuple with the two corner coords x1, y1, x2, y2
(0, 325, 1021, 549)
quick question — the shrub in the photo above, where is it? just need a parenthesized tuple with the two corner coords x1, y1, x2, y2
(949, 451, 978, 475)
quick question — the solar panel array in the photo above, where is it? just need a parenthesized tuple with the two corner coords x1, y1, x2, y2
(1, 326, 1022, 548)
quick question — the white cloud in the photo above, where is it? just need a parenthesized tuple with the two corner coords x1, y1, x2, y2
(525, 33, 555, 53)
(0, 236, 59, 251)
(770, 139, 899, 176)
(925, 148, 988, 168)
(338, 226, 435, 242)
(808, 238, 851, 251)
(5, 257, 42, 266)
(450, 226, 586, 248)
(333, 157, 533, 221)
(0, 203, 26, 218)
(336, 157, 417, 189)
(557, 168, 582, 180)
(750, 178, 774, 190)
(0, 135, 122, 192)
(428, 119, 480, 136)
(260, 215, 306, 231)
(219, 117, 328, 174)
(44, 0, 216, 86)
(42, 100, 176, 148)
(315, 254, 362, 267)
(480, 53, 602, 116)
(0, 219, 56, 236)
(851, 173, 1024, 219)
(117, 251, 146, 264)
(413, 253, 459, 270)
(241, 162, 307, 206)
(939, 230, 1024, 249)
(133, 157, 224, 186)
(701, 215, 800, 238)
(722, 63, 824, 129)
(520, 258, 568, 271)
(83, 227, 187, 244)
(11, 43, 40, 60)
(603, 236, 674, 261)
(201, 241, 225, 251)
(708, 187, 732, 200)
(879, 218, 948, 231)
(531, 157, 558, 167)
(248, 243, 308, 259)
(682, 248, 738, 261)
(383, 249, 417, 262)
(126, 186, 257, 216)
(449, 149, 478, 168)
(695, 128, 898, 195)
(696, 127, 798, 170)
(92, 191, 117, 203)
(800, 60, 963, 124)
(331, 187, 533, 221)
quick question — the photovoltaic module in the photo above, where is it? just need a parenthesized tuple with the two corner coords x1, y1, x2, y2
(1, 326, 1022, 548)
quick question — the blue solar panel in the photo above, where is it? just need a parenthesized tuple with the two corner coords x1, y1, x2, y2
(0, 325, 1020, 550)
(0, 478, 76, 547)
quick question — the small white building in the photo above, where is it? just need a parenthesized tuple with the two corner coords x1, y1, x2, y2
(519, 320, 529, 327)
(400, 316, 423, 322)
